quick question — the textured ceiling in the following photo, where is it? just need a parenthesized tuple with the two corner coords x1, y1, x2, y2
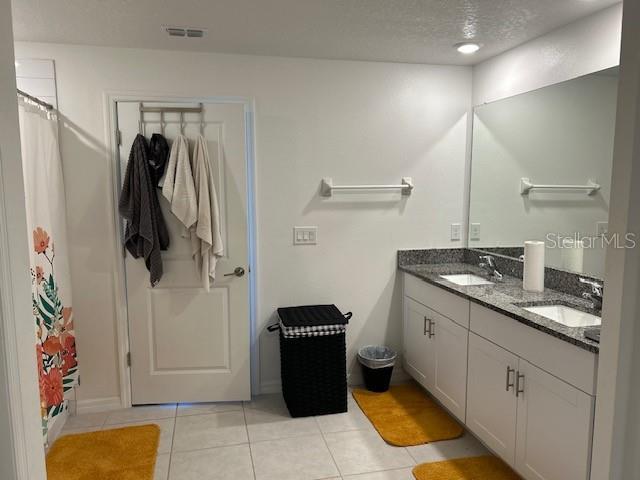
(11, 0, 620, 65)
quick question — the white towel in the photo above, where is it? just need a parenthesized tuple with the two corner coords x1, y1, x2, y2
(190, 135, 224, 290)
(161, 134, 197, 235)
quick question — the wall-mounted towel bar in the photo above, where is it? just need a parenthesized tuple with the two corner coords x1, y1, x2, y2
(520, 177, 600, 196)
(320, 177, 413, 197)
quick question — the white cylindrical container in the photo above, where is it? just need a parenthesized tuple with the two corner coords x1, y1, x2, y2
(523, 241, 545, 292)
(561, 238, 584, 273)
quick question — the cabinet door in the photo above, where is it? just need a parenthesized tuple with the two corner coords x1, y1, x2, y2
(515, 360, 594, 480)
(403, 297, 432, 387)
(432, 311, 469, 421)
(467, 333, 518, 465)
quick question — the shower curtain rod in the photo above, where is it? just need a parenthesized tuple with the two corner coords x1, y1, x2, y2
(17, 89, 54, 111)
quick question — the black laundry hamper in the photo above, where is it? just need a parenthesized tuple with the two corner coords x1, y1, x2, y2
(268, 305, 351, 418)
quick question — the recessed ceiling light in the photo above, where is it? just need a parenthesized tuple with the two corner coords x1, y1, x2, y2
(455, 42, 480, 54)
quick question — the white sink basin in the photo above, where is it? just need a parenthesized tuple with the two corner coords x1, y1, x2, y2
(439, 274, 494, 286)
(523, 305, 601, 327)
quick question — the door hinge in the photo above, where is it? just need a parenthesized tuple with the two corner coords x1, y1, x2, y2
(116, 129, 122, 146)
(126, 352, 131, 367)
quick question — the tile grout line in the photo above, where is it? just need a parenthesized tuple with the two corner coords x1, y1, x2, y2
(316, 415, 344, 479)
(405, 445, 420, 465)
(242, 403, 258, 480)
(329, 396, 419, 477)
(165, 405, 178, 480)
(171, 440, 251, 456)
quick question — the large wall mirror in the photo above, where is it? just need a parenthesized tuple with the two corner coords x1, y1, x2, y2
(468, 68, 618, 279)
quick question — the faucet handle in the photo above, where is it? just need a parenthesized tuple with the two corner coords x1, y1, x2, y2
(479, 255, 495, 267)
(579, 277, 603, 295)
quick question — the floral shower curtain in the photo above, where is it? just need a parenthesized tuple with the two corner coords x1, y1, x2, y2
(18, 97, 78, 441)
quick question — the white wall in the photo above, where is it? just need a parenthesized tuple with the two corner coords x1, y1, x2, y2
(470, 72, 618, 278)
(15, 59, 58, 109)
(0, 9, 18, 464)
(0, 0, 47, 478)
(13, 42, 472, 403)
(591, 0, 640, 477)
(473, 3, 622, 106)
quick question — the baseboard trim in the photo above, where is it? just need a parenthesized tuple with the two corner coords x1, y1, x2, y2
(259, 380, 282, 395)
(46, 409, 68, 447)
(348, 366, 410, 387)
(259, 366, 410, 395)
(76, 396, 122, 415)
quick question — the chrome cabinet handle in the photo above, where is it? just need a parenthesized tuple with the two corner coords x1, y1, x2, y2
(428, 319, 435, 338)
(516, 372, 525, 397)
(506, 366, 515, 392)
(223, 267, 245, 277)
(423, 316, 429, 336)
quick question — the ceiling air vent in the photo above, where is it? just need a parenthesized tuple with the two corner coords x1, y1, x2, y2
(164, 26, 206, 38)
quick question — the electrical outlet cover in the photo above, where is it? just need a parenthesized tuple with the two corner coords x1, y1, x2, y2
(596, 221, 608, 236)
(470, 223, 481, 241)
(450, 223, 462, 241)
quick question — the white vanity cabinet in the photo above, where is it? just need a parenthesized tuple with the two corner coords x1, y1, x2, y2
(402, 296, 431, 386)
(514, 359, 594, 480)
(403, 275, 469, 422)
(467, 333, 594, 480)
(467, 333, 519, 464)
(430, 309, 468, 421)
(401, 272, 598, 480)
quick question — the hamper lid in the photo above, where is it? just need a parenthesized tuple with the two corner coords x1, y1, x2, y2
(277, 304, 350, 328)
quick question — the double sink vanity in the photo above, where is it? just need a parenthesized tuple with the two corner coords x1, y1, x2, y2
(398, 248, 600, 480)
(397, 64, 617, 480)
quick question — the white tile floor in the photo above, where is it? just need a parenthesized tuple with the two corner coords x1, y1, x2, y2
(59, 392, 489, 480)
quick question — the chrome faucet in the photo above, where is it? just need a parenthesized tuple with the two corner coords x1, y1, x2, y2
(580, 277, 604, 311)
(478, 255, 503, 281)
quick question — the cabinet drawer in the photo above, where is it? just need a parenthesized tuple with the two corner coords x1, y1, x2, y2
(469, 303, 598, 395)
(404, 273, 469, 328)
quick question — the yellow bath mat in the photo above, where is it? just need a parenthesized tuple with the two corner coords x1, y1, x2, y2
(352, 382, 464, 446)
(46, 424, 160, 480)
(413, 455, 521, 479)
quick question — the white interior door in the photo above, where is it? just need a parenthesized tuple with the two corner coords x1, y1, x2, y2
(116, 100, 250, 404)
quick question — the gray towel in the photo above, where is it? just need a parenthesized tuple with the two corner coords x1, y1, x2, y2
(119, 134, 170, 286)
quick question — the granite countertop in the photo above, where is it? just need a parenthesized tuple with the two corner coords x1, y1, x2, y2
(399, 262, 600, 353)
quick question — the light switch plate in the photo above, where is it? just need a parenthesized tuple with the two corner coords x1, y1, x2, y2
(596, 221, 608, 237)
(294, 226, 318, 245)
(470, 223, 481, 241)
(450, 223, 462, 241)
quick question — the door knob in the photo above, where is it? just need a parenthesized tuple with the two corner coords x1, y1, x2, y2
(224, 267, 245, 277)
